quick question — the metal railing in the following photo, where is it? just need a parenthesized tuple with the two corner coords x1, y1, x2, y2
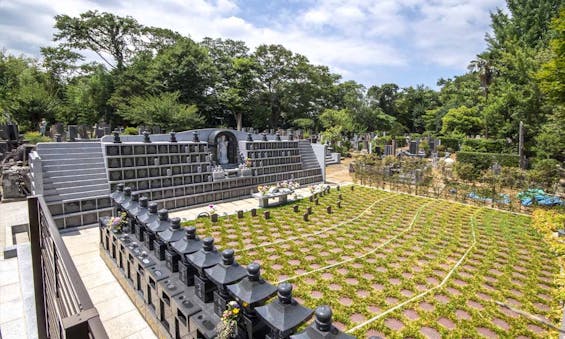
(28, 196, 108, 339)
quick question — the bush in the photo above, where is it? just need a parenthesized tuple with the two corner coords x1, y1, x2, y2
(123, 127, 139, 135)
(528, 159, 561, 190)
(439, 137, 461, 151)
(23, 131, 51, 144)
(453, 162, 481, 181)
(457, 151, 520, 170)
(461, 139, 516, 153)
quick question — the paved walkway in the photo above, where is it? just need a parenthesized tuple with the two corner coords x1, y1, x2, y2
(0, 200, 34, 339)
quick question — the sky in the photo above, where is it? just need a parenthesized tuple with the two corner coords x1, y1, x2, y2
(0, 0, 507, 88)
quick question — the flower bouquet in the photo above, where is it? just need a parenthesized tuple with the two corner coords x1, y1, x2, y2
(107, 212, 127, 233)
(216, 301, 240, 339)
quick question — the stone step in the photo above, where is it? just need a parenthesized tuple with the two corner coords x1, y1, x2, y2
(44, 183, 109, 196)
(42, 157, 103, 165)
(37, 142, 102, 150)
(44, 188, 110, 203)
(43, 167, 106, 177)
(44, 172, 108, 184)
(39, 152, 103, 160)
(44, 178, 108, 190)
(43, 163, 106, 172)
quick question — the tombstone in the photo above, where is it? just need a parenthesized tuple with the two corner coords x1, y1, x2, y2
(384, 145, 394, 156)
(326, 206, 332, 214)
(275, 132, 281, 141)
(103, 126, 112, 136)
(192, 131, 200, 142)
(157, 217, 184, 272)
(303, 213, 309, 222)
(205, 249, 247, 317)
(146, 209, 171, 254)
(173, 226, 202, 286)
(262, 133, 268, 141)
(169, 131, 177, 143)
(130, 197, 149, 241)
(315, 198, 319, 205)
(113, 130, 121, 143)
(251, 208, 257, 217)
(264, 211, 270, 219)
(227, 263, 277, 339)
(337, 200, 341, 208)
(186, 237, 221, 303)
(409, 141, 418, 155)
(293, 205, 299, 213)
(256, 282, 313, 339)
(247, 133, 254, 142)
(307, 207, 312, 215)
(143, 130, 151, 143)
(238, 210, 244, 219)
(55, 134, 62, 142)
(391, 139, 397, 155)
(77, 125, 89, 139)
(290, 305, 355, 339)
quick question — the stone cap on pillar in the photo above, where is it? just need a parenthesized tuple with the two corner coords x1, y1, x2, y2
(205, 249, 247, 287)
(227, 263, 277, 307)
(171, 226, 202, 255)
(158, 217, 184, 243)
(147, 208, 171, 233)
(290, 305, 355, 339)
(186, 237, 220, 270)
(255, 282, 313, 334)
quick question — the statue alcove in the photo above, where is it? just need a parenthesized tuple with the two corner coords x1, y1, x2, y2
(207, 130, 238, 168)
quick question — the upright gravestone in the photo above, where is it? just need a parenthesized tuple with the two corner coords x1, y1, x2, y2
(409, 141, 418, 155)
(384, 145, 394, 156)
(68, 125, 78, 142)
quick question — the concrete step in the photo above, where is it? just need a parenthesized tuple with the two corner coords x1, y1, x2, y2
(44, 178, 108, 190)
(42, 157, 103, 165)
(43, 167, 106, 178)
(37, 142, 101, 150)
(44, 183, 109, 196)
(39, 152, 103, 160)
(44, 189, 110, 203)
(44, 172, 108, 184)
(43, 163, 106, 172)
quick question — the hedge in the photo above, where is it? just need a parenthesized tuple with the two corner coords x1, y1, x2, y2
(461, 138, 516, 153)
(439, 137, 461, 151)
(457, 151, 520, 170)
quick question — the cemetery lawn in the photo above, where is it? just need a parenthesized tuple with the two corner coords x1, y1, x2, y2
(185, 185, 561, 338)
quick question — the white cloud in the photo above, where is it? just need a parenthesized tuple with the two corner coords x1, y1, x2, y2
(0, 0, 506, 86)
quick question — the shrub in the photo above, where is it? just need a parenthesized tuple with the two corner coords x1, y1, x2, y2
(123, 127, 139, 135)
(461, 138, 516, 153)
(439, 137, 461, 151)
(457, 151, 519, 170)
(23, 131, 51, 144)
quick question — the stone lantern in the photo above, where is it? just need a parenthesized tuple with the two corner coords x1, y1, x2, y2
(205, 249, 247, 317)
(227, 263, 277, 338)
(145, 209, 171, 257)
(157, 217, 184, 272)
(172, 226, 202, 286)
(186, 237, 221, 303)
(290, 305, 355, 339)
(256, 282, 313, 339)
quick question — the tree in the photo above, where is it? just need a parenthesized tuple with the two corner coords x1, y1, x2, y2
(441, 106, 483, 136)
(117, 91, 203, 131)
(467, 56, 497, 99)
(52, 10, 147, 70)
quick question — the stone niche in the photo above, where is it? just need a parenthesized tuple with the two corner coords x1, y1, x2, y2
(207, 130, 239, 167)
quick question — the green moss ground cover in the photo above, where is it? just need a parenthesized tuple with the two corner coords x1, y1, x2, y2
(182, 185, 561, 338)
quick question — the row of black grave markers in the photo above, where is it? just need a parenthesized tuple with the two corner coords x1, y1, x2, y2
(113, 130, 293, 144)
(100, 183, 355, 339)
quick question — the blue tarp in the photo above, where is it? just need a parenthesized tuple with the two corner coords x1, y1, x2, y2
(517, 189, 564, 206)
(467, 192, 511, 204)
